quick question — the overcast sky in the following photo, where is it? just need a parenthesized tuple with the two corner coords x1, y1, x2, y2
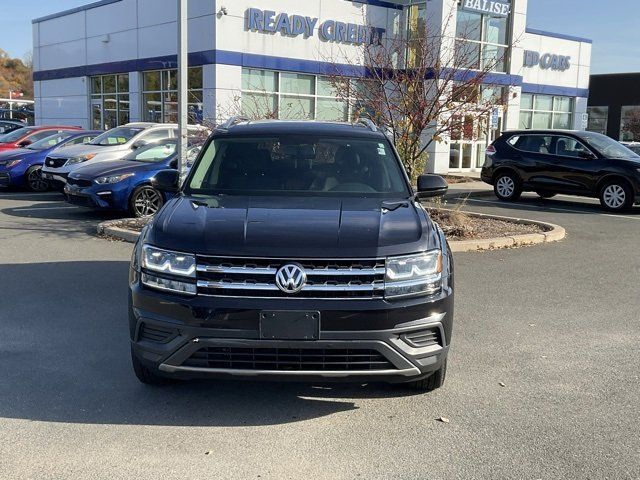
(1, 0, 638, 74)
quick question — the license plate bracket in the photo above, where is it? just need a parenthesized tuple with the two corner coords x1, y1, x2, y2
(260, 311, 320, 340)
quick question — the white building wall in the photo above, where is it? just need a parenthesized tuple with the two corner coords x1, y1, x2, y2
(32, 0, 592, 173)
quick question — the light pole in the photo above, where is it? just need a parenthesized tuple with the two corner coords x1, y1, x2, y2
(177, 0, 188, 183)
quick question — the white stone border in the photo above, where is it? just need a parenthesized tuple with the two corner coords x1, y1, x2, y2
(97, 211, 566, 252)
(439, 209, 566, 252)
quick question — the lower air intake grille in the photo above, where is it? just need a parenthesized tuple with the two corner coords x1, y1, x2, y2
(401, 328, 442, 348)
(138, 323, 177, 343)
(182, 347, 395, 371)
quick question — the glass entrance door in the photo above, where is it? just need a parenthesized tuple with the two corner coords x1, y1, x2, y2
(91, 99, 103, 130)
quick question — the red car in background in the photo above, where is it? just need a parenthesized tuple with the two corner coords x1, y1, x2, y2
(0, 126, 82, 152)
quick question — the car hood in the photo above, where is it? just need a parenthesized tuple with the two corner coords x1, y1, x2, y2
(71, 159, 166, 179)
(146, 195, 439, 258)
(0, 148, 33, 161)
(47, 144, 118, 158)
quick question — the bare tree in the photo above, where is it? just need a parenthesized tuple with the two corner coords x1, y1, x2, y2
(325, 6, 515, 182)
(622, 107, 640, 141)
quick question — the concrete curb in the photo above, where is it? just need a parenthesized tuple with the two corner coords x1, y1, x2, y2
(439, 209, 566, 253)
(98, 210, 566, 252)
(97, 220, 141, 243)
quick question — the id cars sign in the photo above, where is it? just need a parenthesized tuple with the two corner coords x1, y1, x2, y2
(524, 50, 572, 71)
(245, 8, 386, 45)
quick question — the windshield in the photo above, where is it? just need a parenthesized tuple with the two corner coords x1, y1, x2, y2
(582, 133, 640, 159)
(0, 127, 33, 143)
(128, 142, 177, 163)
(26, 132, 74, 151)
(186, 136, 410, 198)
(91, 127, 145, 146)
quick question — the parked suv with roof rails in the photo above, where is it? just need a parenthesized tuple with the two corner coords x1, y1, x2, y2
(482, 130, 640, 212)
(42, 122, 208, 189)
(129, 118, 454, 392)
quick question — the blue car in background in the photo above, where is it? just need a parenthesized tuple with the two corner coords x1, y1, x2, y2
(0, 131, 101, 191)
(64, 139, 201, 217)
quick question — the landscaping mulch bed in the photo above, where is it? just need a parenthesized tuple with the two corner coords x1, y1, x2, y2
(427, 208, 546, 241)
(443, 175, 478, 184)
(114, 217, 150, 233)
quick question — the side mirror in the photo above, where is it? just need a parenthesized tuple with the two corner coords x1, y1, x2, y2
(132, 139, 147, 150)
(416, 174, 448, 199)
(169, 158, 178, 169)
(151, 169, 180, 193)
(18, 140, 32, 147)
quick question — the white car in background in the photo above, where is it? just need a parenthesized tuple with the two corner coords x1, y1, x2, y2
(621, 141, 640, 156)
(42, 122, 208, 189)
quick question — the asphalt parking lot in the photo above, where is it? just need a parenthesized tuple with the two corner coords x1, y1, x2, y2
(0, 191, 639, 480)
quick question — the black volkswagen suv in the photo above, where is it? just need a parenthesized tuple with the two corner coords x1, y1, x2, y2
(128, 119, 454, 392)
(481, 130, 640, 211)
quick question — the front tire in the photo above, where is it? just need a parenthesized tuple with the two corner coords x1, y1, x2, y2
(536, 190, 557, 199)
(129, 185, 164, 218)
(131, 347, 171, 385)
(407, 360, 447, 393)
(26, 165, 49, 192)
(599, 180, 633, 212)
(494, 172, 522, 201)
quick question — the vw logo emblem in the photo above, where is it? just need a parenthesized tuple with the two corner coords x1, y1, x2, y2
(275, 264, 307, 294)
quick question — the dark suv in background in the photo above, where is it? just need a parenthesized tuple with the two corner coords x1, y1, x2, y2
(482, 130, 640, 211)
(128, 119, 454, 392)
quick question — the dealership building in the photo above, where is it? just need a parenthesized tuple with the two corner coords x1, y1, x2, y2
(32, 0, 592, 174)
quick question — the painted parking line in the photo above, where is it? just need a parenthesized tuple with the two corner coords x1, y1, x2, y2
(10, 205, 80, 212)
(456, 197, 640, 221)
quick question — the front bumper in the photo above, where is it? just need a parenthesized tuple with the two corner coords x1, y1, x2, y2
(129, 271, 454, 384)
(0, 171, 12, 187)
(63, 181, 131, 211)
(42, 171, 68, 190)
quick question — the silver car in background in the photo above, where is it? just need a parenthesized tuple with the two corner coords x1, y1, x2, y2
(42, 122, 208, 188)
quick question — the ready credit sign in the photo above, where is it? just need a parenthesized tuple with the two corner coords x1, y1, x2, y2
(461, 0, 511, 17)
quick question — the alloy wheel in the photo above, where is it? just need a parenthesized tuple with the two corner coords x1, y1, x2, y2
(603, 184, 626, 209)
(496, 176, 515, 198)
(27, 166, 49, 192)
(132, 187, 163, 217)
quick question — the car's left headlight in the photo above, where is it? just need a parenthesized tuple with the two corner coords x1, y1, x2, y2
(67, 153, 96, 165)
(3, 159, 22, 168)
(141, 245, 196, 295)
(95, 172, 134, 184)
(385, 251, 442, 299)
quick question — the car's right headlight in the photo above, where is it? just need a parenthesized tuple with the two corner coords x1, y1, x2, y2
(384, 251, 442, 299)
(141, 245, 196, 295)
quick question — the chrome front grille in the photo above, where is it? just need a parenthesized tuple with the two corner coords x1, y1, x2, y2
(45, 157, 68, 168)
(196, 256, 386, 299)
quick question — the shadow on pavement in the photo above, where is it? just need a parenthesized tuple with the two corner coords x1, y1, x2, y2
(0, 261, 417, 427)
(0, 195, 125, 240)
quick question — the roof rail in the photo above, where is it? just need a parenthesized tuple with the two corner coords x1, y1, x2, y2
(355, 118, 378, 132)
(219, 115, 250, 131)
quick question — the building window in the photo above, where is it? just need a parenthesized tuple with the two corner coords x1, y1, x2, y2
(620, 106, 640, 141)
(519, 94, 573, 130)
(241, 68, 351, 121)
(586, 106, 608, 135)
(455, 6, 509, 73)
(90, 74, 129, 130)
(142, 67, 203, 124)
